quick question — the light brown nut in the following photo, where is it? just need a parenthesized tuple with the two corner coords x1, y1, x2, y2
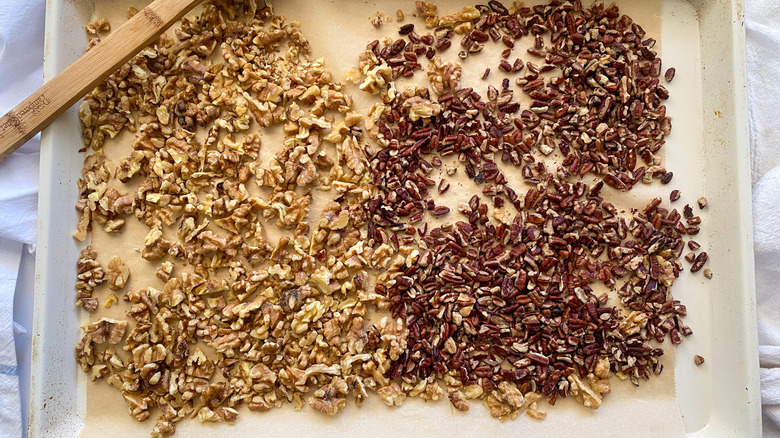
(105, 256, 130, 291)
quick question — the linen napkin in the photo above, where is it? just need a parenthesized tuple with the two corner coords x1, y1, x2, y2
(0, 0, 45, 436)
(746, 0, 780, 436)
(0, 239, 23, 438)
(0, 0, 42, 247)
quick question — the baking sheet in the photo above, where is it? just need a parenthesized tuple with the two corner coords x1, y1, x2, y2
(29, 0, 761, 436)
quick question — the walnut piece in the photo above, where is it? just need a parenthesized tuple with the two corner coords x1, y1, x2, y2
(427, 56, 462, 94)
(594, 357, 611, 379)
(83, 318, 127, 344)
(484, 382, 527, 421)
(377, 382, 406, 407)
(448, 390, 469, 411)
(155, 261, 173, 281)
(105, 256, 130, 291)
(75, 246, 104, 312)
(86, 18, 110, 35)
(308, 378, 349, 415)
(568, 374, 606, 410)
(619, 311, 649, 336)
(402, 96, 442, 121)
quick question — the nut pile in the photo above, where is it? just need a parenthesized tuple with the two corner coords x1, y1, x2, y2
(75, 2, 390, 436)
(356, 0, 706, 419)
(72, 0, 707, 436)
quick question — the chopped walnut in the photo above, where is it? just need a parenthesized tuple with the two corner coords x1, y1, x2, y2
(360, 63, 393, 96)
(402, 96, 442, 121)
(105, 256, 130, 291)
(377, 382, 406, 407)
(568, 374, 605, 410)
(427, 56, 462, 94)
(448, 390, 469, 411)
(526, 407, 547, 420)
(619, 311, 649, 336)
(104, 293, 118, 308)
(308, 377, 349, 415)
(587, 374, 611, 397)
(155, 261, 173, 281)
(142, 227, 170, 261)
(248, 362, 277, 391)
(284, 146, 318, 186)
(484, 382, 527, 421)
(370, 13, 383, 28)
(461, 384, 483, 400)
(376, 317, 408, 361)
(415, 1, 438, 27)
(83, 318, 127, 344)
(438, 6, 480, 28)
(594, 357, 611, 379)
(339, 136, 366, 175)
(75, 246, 104, 312)
(657, 256, 676, 287)
(86, 18, 110, 35)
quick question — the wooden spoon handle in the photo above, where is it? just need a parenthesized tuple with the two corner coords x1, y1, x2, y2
(0, 0, 203, 163)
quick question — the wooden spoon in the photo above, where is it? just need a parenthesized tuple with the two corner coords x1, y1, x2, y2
(0, 0, 205, 163)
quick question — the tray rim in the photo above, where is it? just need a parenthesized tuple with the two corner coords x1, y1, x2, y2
(28, 0, 760, 436)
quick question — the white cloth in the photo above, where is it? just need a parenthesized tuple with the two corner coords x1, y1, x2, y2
(746, 0, 780, 436)
(0, 239, 23, 438)
(0, 0, 43, 242)
(0, 0, 44, 436)
(0, 0, 42, 243)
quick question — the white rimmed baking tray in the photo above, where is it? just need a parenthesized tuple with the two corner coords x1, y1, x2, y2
(29, 0, 760, 436)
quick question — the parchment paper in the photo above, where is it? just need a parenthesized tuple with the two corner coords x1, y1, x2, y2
(78, 1, 686, 436)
